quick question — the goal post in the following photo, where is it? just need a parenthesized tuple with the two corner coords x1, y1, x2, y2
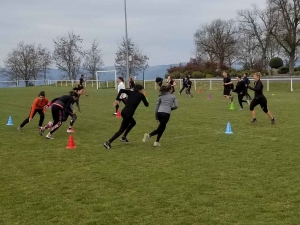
(96, 70, 117, 90)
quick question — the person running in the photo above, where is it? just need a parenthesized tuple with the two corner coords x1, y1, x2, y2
(129, 77, 135, 90)
(114, 77, 127, 115)
(179, 75, 188, 95)
(233, 76, 249, 110)
(63, 87, 85, 133)
(243, 73, 252, 100)
(18, 91, 49, 130)
(78, 74, 88, 97)
(103, 84, 149, 149)
(185, 75, 193, 97)
(39, 91, 79, 139)
(78, 74, 85, 89)
(155, 76, 163, 87)
(223, 72, 233, 103)
(142, 85, 178, 147)
(248, 72, 275, 124)
(167, 76, 176, 94)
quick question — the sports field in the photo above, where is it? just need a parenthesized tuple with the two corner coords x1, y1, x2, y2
(0, 83, 299, 225)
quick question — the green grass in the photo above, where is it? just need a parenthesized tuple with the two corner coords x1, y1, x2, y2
(0, 85, 300, 225)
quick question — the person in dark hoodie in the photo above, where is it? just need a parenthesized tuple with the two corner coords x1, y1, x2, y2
(142, 84, 178, 147)
(39, 91, 79, 139)
(103, 84, 149, 149)
(233, 75, 249, 110)
(248, 72, 275, 124)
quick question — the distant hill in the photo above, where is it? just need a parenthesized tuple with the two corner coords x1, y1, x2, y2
(45, 64, 184, 81)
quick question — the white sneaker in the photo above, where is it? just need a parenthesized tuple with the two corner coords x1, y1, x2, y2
(142, 133, 150, 143)
(17, 126, 22, 131)
(239, 108, 244, 111)
(46, 133, 54, 139)
(153, 142, 161, 147)
(113, 113, 117, 115)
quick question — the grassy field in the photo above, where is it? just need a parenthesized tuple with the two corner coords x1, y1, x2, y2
(0, 84, 300, 225)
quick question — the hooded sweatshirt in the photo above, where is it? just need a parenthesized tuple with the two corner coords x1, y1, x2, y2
(155, 92, 178, 119)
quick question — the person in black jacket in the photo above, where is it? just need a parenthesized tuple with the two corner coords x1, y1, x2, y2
(233, 76, 249, 110)
(248, 72, 275, 124)
(179, 75, 188, 95)
(243, 73, 252, 100)
(155, 76, 163, 87)
(103, 84, 149, 149)
(39, 91, 79, 139)
(185, 76, 193, 97)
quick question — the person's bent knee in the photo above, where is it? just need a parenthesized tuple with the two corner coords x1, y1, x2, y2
(262, 107, 268, 113)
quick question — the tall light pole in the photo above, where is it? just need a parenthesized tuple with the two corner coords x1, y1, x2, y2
(124, 0, 130, 82)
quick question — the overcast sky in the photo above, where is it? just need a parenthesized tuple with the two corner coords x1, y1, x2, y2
(0, 0, 267, 67)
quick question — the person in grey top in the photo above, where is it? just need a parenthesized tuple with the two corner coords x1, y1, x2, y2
(142, 85, 178, 147)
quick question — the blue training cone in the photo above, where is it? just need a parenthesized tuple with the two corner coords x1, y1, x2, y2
(6, 116, 14, 126)
(225, 122, 233, 134)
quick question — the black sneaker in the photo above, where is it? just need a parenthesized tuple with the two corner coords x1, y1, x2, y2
(250, 118, 257, 123)
(103, 141, 111, 149)
(271, 118, 275, 125)
(120, 137, 129, 143)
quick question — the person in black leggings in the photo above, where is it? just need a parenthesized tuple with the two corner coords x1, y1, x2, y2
(248, 72, 275, 124)
(233, 75, 249, 110)
(39, 91, 79, 139)
(142, 85, 178, 147)
(103, 84, 149, 149)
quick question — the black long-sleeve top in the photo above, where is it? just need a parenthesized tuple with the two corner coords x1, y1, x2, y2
(51, 95, 75, 113)
(233, 80, 246, 94)
(116, 89, 149, 116)
(248, 79, 264, 99)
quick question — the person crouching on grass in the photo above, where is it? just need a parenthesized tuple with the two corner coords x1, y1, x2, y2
(248, 72, 275, 124)
(18, 91, 48, 130)
(233, 75, 249, 110)
(39, 91, 79, 139)
(103, 84, 149, 149)
(142, 84, 178, 147)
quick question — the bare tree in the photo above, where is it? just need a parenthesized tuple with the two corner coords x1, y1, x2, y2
(39, 48, 52, 81)
(194, 19, 237, 68)
(235, 32, 261, 70)
(268, 0, 300, 74)
(1, 42, 51, 86)
(53, 32, 84, 80)
(237, 4, 278, 70)
(115, 37, 149, 80)
(83, 39, 104, 80)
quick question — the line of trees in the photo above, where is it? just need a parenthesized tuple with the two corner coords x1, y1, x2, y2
(0, 31, 149, 86)
(169, 0, 300, 78)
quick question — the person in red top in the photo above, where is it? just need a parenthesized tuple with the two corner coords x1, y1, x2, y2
(18, 91, 49, 130)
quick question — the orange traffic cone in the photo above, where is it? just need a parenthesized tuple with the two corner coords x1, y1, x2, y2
(66, 135, 77, 149)
(198, 88, 202, 93)
(116, 110, 121, 118)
